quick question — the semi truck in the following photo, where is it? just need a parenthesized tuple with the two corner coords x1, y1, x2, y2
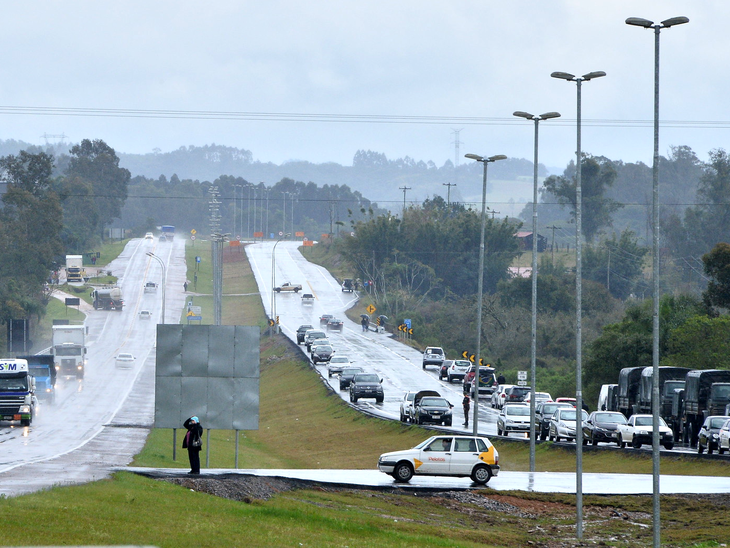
(637, 366, 690, 415)
(65, 254, 86, 283)
(51, 324, 87, 379)
(161, 225, 175, 241)
(682, 369, 730, 446)
(0, 358, 37, 426)
(617, 366, 645, 418)
(91, 287, 124, 310)
(19, 354, 56, 403)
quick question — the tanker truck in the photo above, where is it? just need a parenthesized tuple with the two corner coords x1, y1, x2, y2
(91, 286, 124, 310)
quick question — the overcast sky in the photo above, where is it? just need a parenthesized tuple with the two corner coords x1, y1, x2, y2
(0, 1, 726, 173)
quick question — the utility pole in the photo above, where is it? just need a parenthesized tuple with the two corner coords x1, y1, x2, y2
(442, 182, 456, 205)
(399, 186, 411, 216)
(547, 225, 559, 263)
(489, 209, 500, 219)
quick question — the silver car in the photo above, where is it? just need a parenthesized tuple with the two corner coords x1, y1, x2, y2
(327, 355, 352, 378)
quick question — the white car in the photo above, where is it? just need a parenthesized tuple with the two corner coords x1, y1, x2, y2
(144, 232, 154, 240)
(378, 435, 500, 485)
(497, 403, 532, 436)
(491, 384, 514, 410)
(524, 391, 552, 404)
(327, 356, 352, 378)
(139, 310, 152, 320)
(399, 391, 417, 422)
(718, 418, 730, 454)
(548, 407, 588, 442)
(115, 353, 136, 368)
(446, 359, 471, 383)
(616, 414, 674, 450)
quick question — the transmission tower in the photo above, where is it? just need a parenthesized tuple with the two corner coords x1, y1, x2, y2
(40, 133, 68, 145)
(451, 128, 463, 185)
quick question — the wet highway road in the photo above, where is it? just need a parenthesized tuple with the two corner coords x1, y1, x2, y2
(0, 237, 187, 496)
(246, 240, 500, 434)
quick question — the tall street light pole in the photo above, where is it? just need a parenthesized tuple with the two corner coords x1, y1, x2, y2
(625, 16, 688, 548)
(551, 68, 605, 541)
(146, 252, 166, 324)
(464, 153, 507, 435)
(512, 110, 561, 475)
(271, 233, 291, 334)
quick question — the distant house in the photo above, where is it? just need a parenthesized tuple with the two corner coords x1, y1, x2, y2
(515, 231, 547, 252)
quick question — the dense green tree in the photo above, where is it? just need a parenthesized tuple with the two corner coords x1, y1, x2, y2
(0, 151, 63, 322)
(663, 315, 730, 370)
(702, 242, 730, 312)
(542, 154, 623, 243)
(582, 230, 649, 300)
(65, 139, 130, 240)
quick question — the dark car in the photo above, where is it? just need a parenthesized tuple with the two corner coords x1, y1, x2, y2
(439, 361, 451, 381)
(342, 278, 354, 292)
(350, 373, 384, 403)
(339, 366, 364, 390)
(504, 385, 531, 404)
(296, 324, 314, 344)
(463, 365, 497, 397)
(327, 317, 344, 332)
(535, 401, 575, 440)
(582, 411, 628, 446)
(413, 394, 453, 426)
(320, 314, 334, 326)
(698, 415, 729, 454)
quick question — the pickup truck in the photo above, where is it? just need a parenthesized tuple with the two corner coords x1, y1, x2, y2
(274, 282, 302, 293)
(616, 413, 674, 450)
(301, 293, 315, 305)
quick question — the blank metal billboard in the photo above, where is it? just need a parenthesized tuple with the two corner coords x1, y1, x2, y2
(154, 324, 260, 430)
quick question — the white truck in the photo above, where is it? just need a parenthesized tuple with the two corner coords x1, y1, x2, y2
(0, 358, 37, 426)
(52, 324, 87, 379)
(65, 254, 86, 283)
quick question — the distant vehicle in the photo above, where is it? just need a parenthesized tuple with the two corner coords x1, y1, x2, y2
(326, 318, 344, 332)
(144, 232, 154, 240)
(597, 383, 619, 412)
(446, 359, 471, 383)
(503, 386, 531, 405)
(161, 225, 175, 241)
(0, 359, 37, 426)
(319, 314, 334, 326)
(555, 397, 577, 406)
(616, 414, 674, 450)
(399, 391, 417, 422)
(378, 435, 499, 485)
(65, 254, 87, 283)
(303, 329, 327, 351)
(91, 287, 124, 310)
(697, 415, 729, 454)
(301, 293, 315, 305)
(548, 407, 588, 443)
(683, 370, 730, 446)
(311, 344, 334, 364)
(718, 419, 730, 454)
(327, 356, 352, 378)
(159, 234, 166, 242)
(582, 411, 628, 446)
(535, 402, 575, 440)
(52, 324, 87, 379)
(274, 282, 302, 293)
(339, 367, 364, 390)
(20, 354, 56, 404)
(491, 385, 514, 410)
(349, 373, 383, 403)
(524, 391, 552, 404)
(296, 324, 314, 344)
(139, 310, 152, 320)
(439, 361, 450, 381)
(464, 365, 496, 397)
(341, 278, 354, 292)
(143, 282, 158, 293)
(497, 403, 531, 436)
(412, 390, 452, 426)
(115, 353, 136, 368)
(422, 347, 445, 370)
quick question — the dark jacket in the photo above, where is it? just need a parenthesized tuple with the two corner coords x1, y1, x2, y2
(462, 395, 471, 411)
(182, 419, 203, 451)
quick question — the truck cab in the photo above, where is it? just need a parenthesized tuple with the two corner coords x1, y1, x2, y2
(0, 359, 37, 426)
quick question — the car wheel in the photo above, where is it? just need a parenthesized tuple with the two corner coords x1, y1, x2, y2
(422, 363, 426, 370)
(663, 442, 674, 450)
(327, 370, 331, 378)
(592, 437, 598, 446)
(376, 397, 383, 404)
(497, 426, 503, 436)
(555, 435, 561, 442)
(720, 446, 726, 455)
(632, 438, 642, 449)
(618, 435, 625, 449)
(471, 464, 492, 485)
(445, 419, 452, 426)
(393, 462, 414, 483)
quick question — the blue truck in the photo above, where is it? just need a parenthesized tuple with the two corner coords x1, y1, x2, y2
(19, 355, 57, 404)
(161, 225, 175, 241)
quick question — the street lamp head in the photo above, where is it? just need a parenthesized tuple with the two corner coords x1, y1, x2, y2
(661, 16, 689, 28)
(626, 17, 654, 28)
(146, 252, 155, 258)
(551, 71, 575, 81)
(464, 153, 484, 161)
(513, 111, 534, 120)
(539, 112, 561, 120)
(582, 71, 606, 80)
(487, 155, 507, 162)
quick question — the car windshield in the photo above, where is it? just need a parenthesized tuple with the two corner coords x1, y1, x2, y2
(354, 374, 378, 383)
(710, 417, 727, 428)
(634, 416, 667, 427)
(342, 368, 363, 375)
(315, 345, 332, 352)
(558, 409, 587, 421)
(330, 357, 348, 363)
(426, 348, 443, 355)
(505, 406, 530, 416)
(118, 354, 133, 360)
(594, 412, 627, 424)
(405, 393, 415, 401)
(453, 360, 470, 368)
(420, 397, 449, 407)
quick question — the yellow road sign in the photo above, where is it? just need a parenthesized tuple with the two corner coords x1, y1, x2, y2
(408, 328, 413, 335)
(366, 304, 376, 314)
(462, 350, 469, 359)
(191, 229, 197, 235)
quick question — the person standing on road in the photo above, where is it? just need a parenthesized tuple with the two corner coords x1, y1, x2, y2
(182, 416, 203, 474)
(462, 394, 471, 427)
(496, 374, 506, 386)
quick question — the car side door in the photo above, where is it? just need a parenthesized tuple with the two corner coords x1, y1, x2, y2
(416, 437, 453, 475)
(449, 437, 479, 474)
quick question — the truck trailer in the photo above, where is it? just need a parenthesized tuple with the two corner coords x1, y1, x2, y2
(617, 366, 645, 418)
(0, 359, 37, 426)
(91, 287, 124, 310)
(51, 324, 87, 379)
(683, 369, 730, 446)
(65, 254, 86, 283)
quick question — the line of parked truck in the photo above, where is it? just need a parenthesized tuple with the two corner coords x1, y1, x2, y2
(599, 366, 730, 447)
